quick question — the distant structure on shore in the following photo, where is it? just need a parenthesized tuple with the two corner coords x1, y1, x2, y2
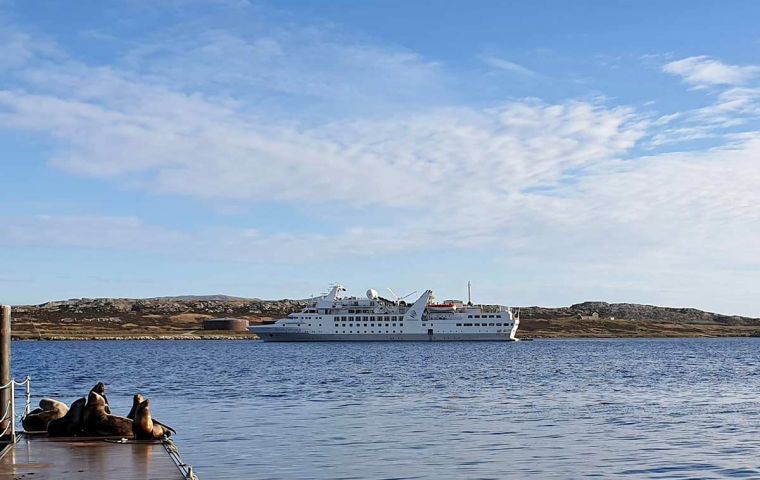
(202, 318, 249, 331)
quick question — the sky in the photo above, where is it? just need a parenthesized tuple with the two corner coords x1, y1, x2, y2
(0, 1, 759, 315)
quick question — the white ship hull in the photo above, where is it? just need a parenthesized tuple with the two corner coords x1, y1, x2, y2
(250, 327, 518, 342)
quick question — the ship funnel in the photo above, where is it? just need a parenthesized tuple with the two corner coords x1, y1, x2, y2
(403, 290, 432, 321)
(324, 284, 345, 301)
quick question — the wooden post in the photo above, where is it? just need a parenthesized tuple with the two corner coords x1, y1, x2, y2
(0, 305, 10, 435)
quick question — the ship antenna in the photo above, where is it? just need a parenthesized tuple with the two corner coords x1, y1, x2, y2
(387, 287, 400, 305)
(387, 288, 417, 305)
(467, 281, 472, 306)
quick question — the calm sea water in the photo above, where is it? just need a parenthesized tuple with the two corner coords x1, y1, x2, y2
(11, 339, 760, 479)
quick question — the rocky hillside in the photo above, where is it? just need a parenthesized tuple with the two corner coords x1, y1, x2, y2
(521, 301, 758, 325)
(9, 297, 309, 339)
(7, 297, 760, 339)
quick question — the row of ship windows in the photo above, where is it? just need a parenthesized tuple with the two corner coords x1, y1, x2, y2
(334, 315, 403, 322)
(336, 323, 403, 327)
(295, 310, 508, 322)
(337, 331, 400, 334)
(332, 326, 510, 334)
(457, 323, 512, 327)
(299, 314, 503, 320)
(303, 322, 508, 328)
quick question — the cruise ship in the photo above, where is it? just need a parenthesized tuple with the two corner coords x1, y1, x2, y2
(250, 284, 519, 342)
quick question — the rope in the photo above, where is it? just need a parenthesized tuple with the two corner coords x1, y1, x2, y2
(0, 377, 31, 442)
(12, 376, 31, 386)
(0, 376, 31, 390)
(0, 400, 11, 423)
(163, 438, 199, 480)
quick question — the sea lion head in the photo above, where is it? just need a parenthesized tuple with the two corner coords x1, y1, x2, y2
(90, 382, 111, 414)
(91, 382, 106, 396)
(126, 393, 144, 420)
(137, 399, 151, 414)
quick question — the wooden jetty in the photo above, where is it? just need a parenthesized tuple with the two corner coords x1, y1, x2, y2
(0, 305, 197, 479)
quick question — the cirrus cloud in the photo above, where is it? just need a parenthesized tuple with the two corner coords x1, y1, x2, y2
(663, 55, 760, 88)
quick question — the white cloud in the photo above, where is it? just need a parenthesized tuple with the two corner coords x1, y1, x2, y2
(0, 215, 186, 251)
(644, 83, 760, 148)
(481, 56, 536, 76)
(0, 73, 645, 210)
(663, 56, 759, 87)
(117, 26, 446, 115)
(0, 26, 61, 69)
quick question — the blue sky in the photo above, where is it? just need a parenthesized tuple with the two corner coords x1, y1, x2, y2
(1, 1, 759, 315)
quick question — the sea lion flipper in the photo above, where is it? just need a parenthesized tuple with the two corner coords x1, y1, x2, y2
(154, 419, 176, 435)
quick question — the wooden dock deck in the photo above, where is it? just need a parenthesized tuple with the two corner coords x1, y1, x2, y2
(0, 435, 188, 479)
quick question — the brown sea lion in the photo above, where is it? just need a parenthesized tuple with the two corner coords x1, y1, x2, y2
(22, 398, 69, 432)
(48, 397, 86, 437)
(39, 398, 68, 412)
(90, 382, 111, 414)
(133, 399, 174, 440)
(127, 393, 144, 420)
(83, 391, 133, 437)
(83, 382, 112, 427)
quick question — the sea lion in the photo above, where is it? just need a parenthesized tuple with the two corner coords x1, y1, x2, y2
(22, 398, 69, 432)
(48, 397, 86, 437)
(39, 398, 68, 412)
(127, 393, 144, 420)
(90, 382, 111, 414)
(129, 394, 175, 436)
(83, 382, 112, 428)
(83, 391, 133, 437)
(133, 399, 174, 440)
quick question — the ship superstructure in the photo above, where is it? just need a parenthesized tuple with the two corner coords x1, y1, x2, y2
(249, 285, 519, 342)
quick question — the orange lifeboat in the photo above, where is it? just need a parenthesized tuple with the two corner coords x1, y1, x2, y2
(427, 303, 456, 312)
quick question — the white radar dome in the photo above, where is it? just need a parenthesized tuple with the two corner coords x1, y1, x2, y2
(366, 289, 379, 300)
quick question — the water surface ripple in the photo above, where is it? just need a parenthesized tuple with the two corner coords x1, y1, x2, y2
(12, 338, 760, 479)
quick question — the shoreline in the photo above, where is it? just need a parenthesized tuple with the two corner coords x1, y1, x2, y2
(11, 332, 259, 341)
(8, 298, 759, 341)
(11, 333, 760, 341)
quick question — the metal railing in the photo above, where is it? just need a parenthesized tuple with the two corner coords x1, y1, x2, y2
(0, 376, 32, 443)
(163, 438, 200, 480)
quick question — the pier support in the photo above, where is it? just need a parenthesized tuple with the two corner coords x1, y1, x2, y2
(0, 305, 10, 435)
